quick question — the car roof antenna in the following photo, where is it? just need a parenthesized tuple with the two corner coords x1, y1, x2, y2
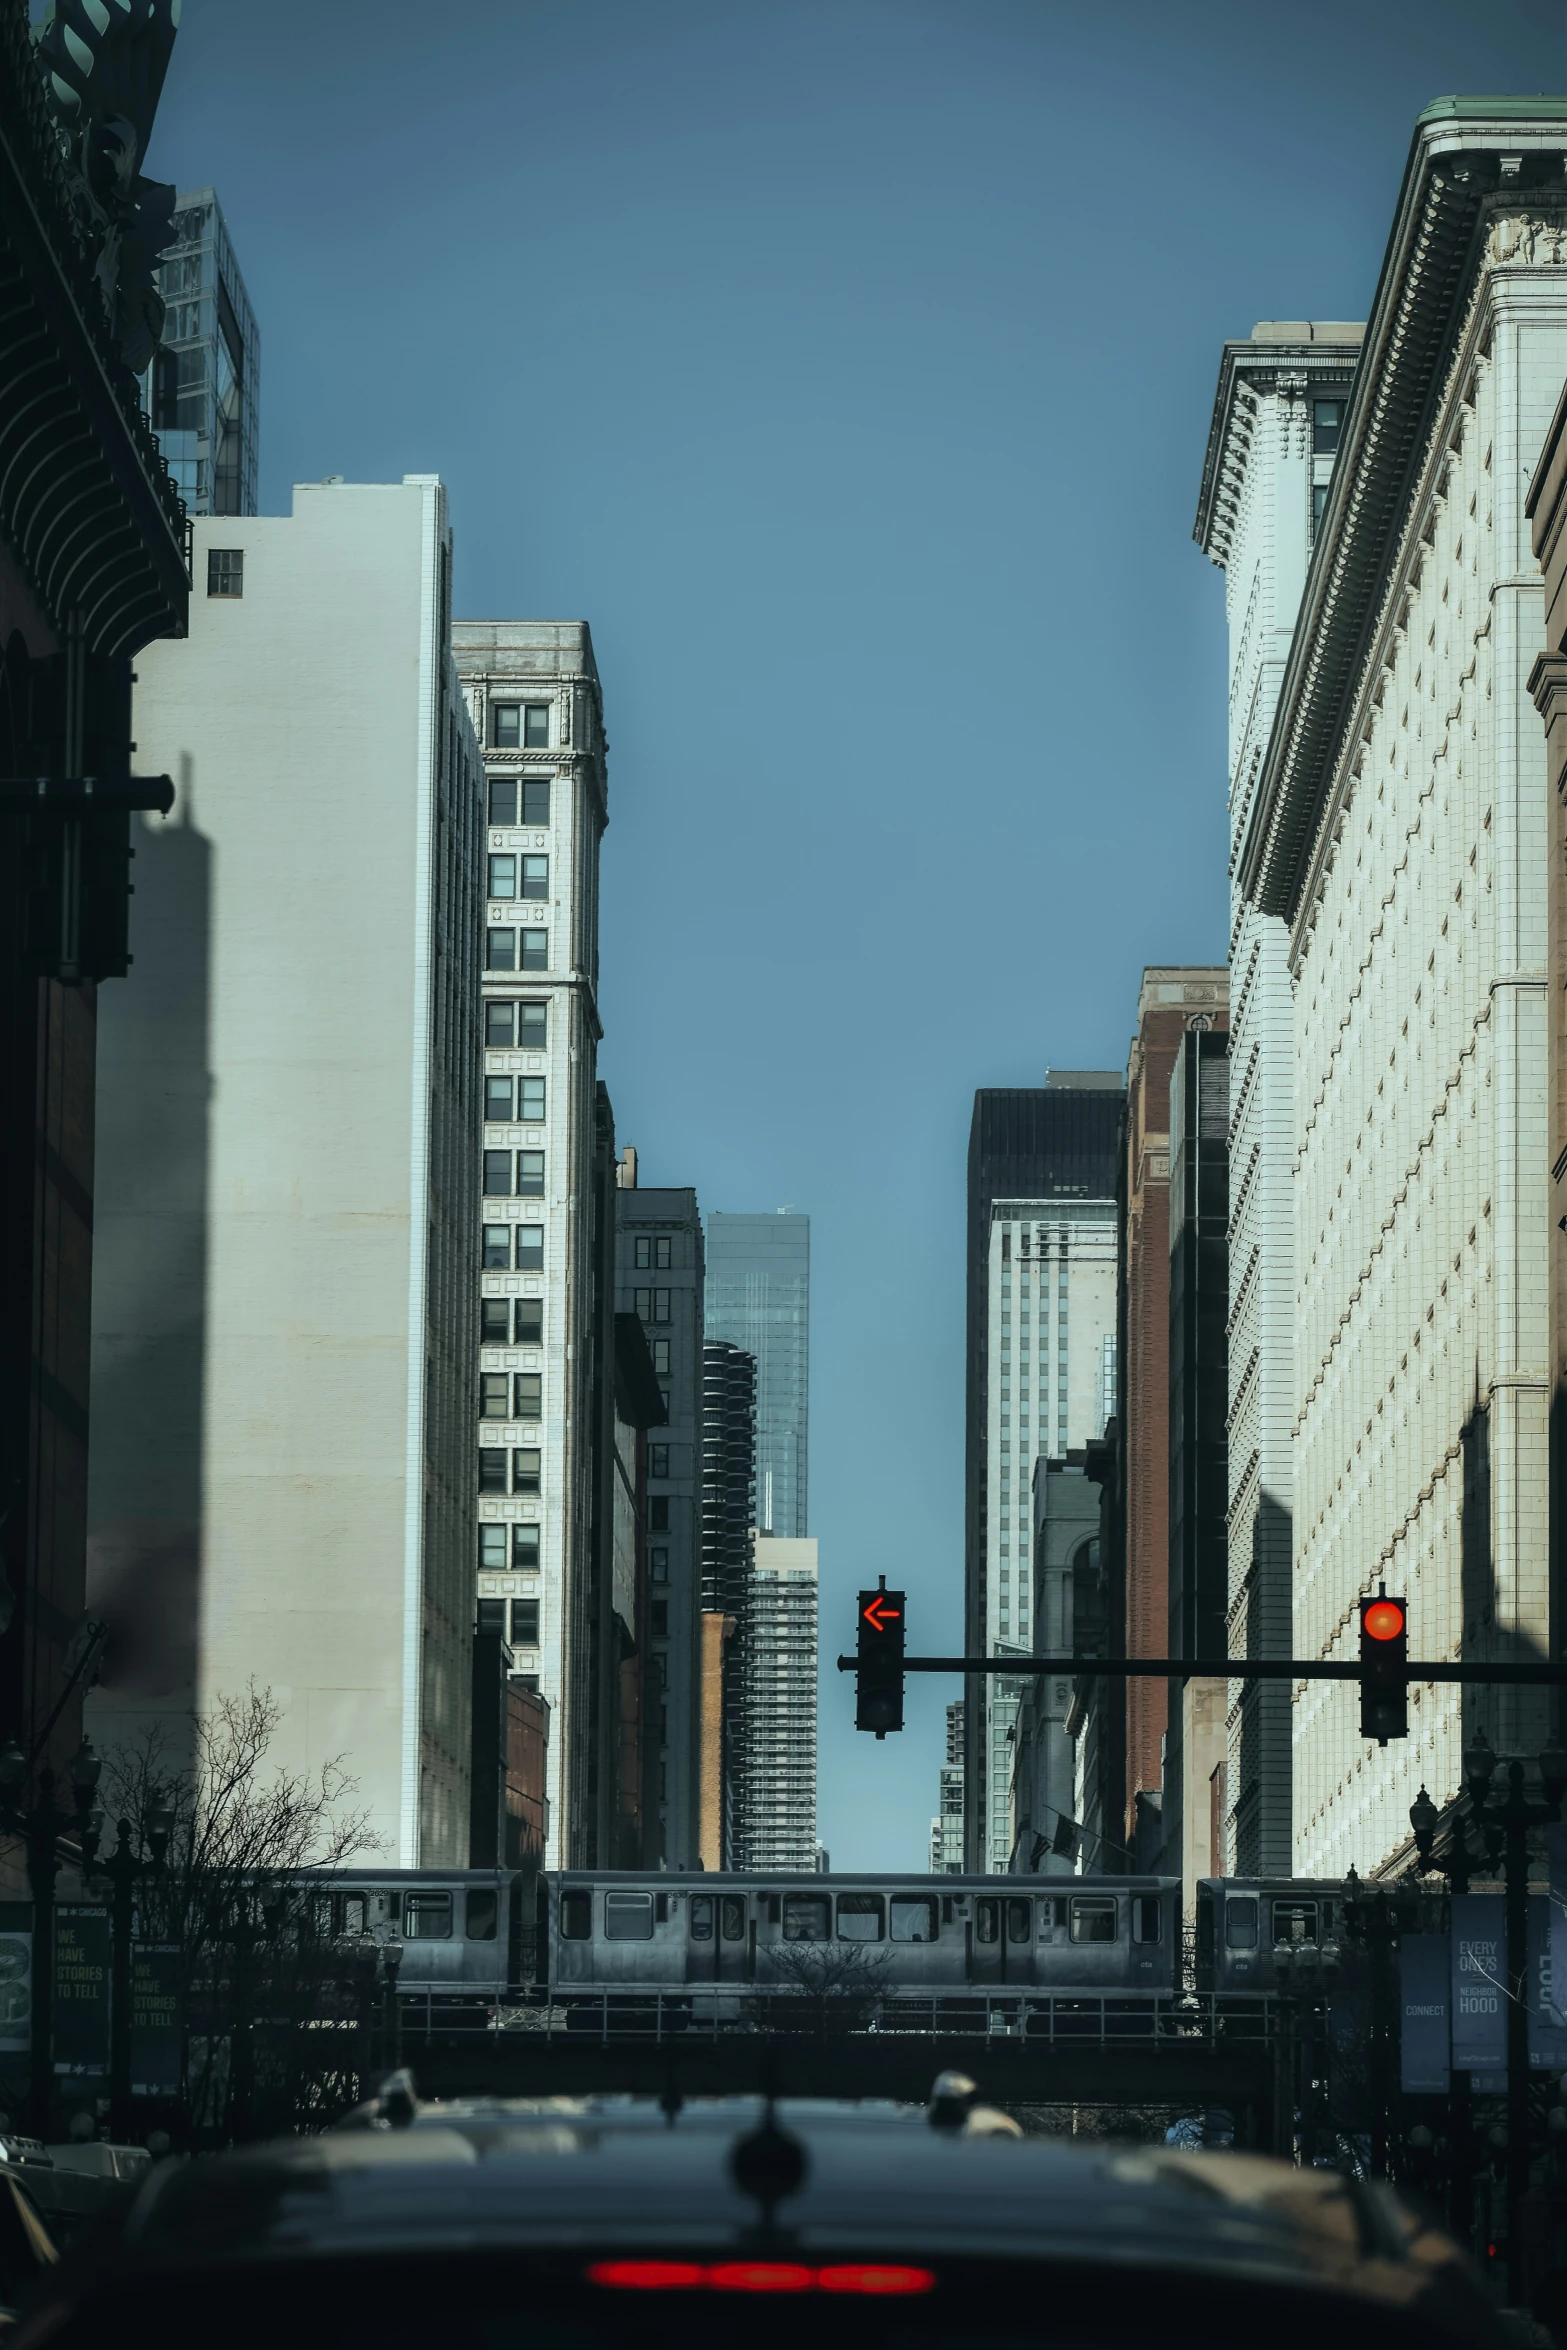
(731, 2062, 808, 2240)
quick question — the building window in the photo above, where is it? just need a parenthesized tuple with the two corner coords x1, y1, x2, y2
(518, 1001, 546, 1046)
(492, 704, 521, 748)
(1312, 398, 1344, 455)
(479, 1525, 506, 1570)
(523, 702, 551, 747)
(649, 1496, 670, 1533)
(485, 1002, 514, 1048)
(518, 1076, 546, 1123)
(512, 1523, 541, 1570)
(483, 1224, 512, 1269)
(511, 1596, 540, 1646)
(477, 1598, 507, 1636)
(650, 1547, 669, 1583)
(486, 928, 516, 972)
(651, 1601, 668, 1637)
(207, 547, 243, 597)
(514, 1372, 542, 1418)
(522, 778, 551, 824)
(634, 1288, 671, 1323)
(480, 1298, 510, 1343)
(515, 1298, 542, 1344)
(1311, 480, 1329, 540)
(488, 854, 516, 900)
(484, 1077, 513, 1123)
(487, 775, 517, 825)
(634, 1236, 673, 1271)
(520, 856, 549, 901)
(478, 1449, 507, 1494)
(649, 1443, 670, 1479)
(517, 1150, 545, 1197)
(634, 1237, 652, 1269)
(520, 929, 547, 972)
(513, 1447, 541, 1495)
(516, 1224, 544, 1270)
(480, 1373, 510, 1419)
(482, 1150, 512, 1196)
(652, 1338, 670, 1375)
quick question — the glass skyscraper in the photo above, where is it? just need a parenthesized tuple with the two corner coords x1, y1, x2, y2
(704, 1211, 809, 1538)
(146, 188, 259, 516)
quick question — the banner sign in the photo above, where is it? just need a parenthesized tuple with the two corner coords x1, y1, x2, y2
(1528, 1895, 1567, 2071)
(52, 1906, 111, 2077)
(0, 1903, 31, 2056)
(1400, 1933, 1451, 2093)
(129, 1943, 183, 2098)
(1451, 1893, 1507, 2074)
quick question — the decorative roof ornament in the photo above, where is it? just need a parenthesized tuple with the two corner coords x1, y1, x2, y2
(34, 0, 181, 374)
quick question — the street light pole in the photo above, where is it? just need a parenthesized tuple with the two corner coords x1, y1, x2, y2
(83, 1795, 172, 2141)
(0, 1736, 101, 2138)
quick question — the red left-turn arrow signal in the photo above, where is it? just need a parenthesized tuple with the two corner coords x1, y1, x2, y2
(861, 1595, 901, 1633)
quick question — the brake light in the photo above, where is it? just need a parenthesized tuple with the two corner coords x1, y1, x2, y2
(587, 2260, 936, 2296)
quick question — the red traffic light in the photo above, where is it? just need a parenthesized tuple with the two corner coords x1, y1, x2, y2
(1363, 1598, 1406, 1643)
(861, 1593, 901, 1634)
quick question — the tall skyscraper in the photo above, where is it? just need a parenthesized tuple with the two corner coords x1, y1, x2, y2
(930, 1700, 964, 1873)
(704, 1212, 809, 1537)
(743, 1535, 819, 1870)
(1194, 321, 1362, 1871)
(454, 621, 608, 1869)
(89, 479, 481, 1863)
(146, 189, 259, 516)
(965, 1079, 1122, 1871)
(614, 1172, 704, 1868)
(699, 1340, 756, 1867)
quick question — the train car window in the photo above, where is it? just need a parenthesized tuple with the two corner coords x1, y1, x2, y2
(404, 1893, 453, 1941)
(1273, 1900, 1318, 1945)
(721, 1896, 746, 1941)
(1132, 1896, 1162, 1945)
(1196, 1893, 1214, 1960)
(690, 1895, 714, 1941)
(1225, 1896, 1259, 1950)
(975, 1899, 999, 1945)
(656, 1894, 670, 1924)
(890, 1896, 936, 1942)
(340, 1894, 368, 1937)
(837, 1894, 884, 1941)
(1069, 1897, 1117, 1944)
(783, 1896, 830, 1943)
(466, 1890, 499, 1941)
(766, 1896, 781, 1925)
(605, 1892, 655, 1941)
(561, 1891, 592, 1941)
(1006, 1899, 1031, 1945)
(941, 1896, 954, 1926)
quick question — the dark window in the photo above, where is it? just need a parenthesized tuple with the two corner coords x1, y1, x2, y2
(837, 1893, 883, 1942)
(484, 1077, 513, 1124)
(1133, 1895, 1162, 1945)
(405, 1893, 452, 1941)
(483, 1224, 512, 1269)
(690, 1894, 714, 1942)
(518, 1152, 545, 1197)
(648, 1496, 670, 1532)
(515, 1299, 542, 1344)
(721, 1895, 746, 1941)
(1070, 1898, 1117, 1945)
(488, 854, 516, 900)
(483, 1151, 512, 1195)
(519, 1077, 546, 1123)
(511, 1596, 540, 1645)
(479, 1526, 506, 1571)
(487, 776, 517, 826)
(890, 1896, 936, 1943)
(652, 1339, 670, 1374)
(561, 1890, 591, 1940)
(466, 1890, 498, 1941)
(634, 1287, 651, 1318)
(514, 1373, 542, 1419)
(486, 929, 516, 973)
(649, 1444, 670, 1479)
(521, 856, 549, 901)
(650, 1548, 669, 1582)
(478, 1448, 507, 1494)
(516, 1224, 543, 1270)
(1197, 1894, 1215, 1961)
(634, 1238, 652, 1269)
(522, 778, 551, 824)
(656, 1237, 672, 1269)
(652, 1289, 671, 1324)
(1312, 398, 1344, 455)
(523, 702, 550, 748)
(476, 1599, 507, 1635)
(207, 547, 244, 597)
(650, 1601, 668, 1636)
(1226, 1897, 1259, 1952)
(518, 1002, 547, 1046)
(782, 1895, 830, 1943)
(1311, 481, 1329, 540)
(480, 1373, 509, 1419)
(512, 1525, 540, 1573)
(492, 704, 520, 748)
(1007, 1898, 1031, 1945)
(486, 1002, 515, 1048)
(975, 1899, 998, 1945)
(480, 1297, 510, 1343)
(520, 929, 548, 972)
(1273, 1900, 1319, 1946)
(512, 1447, 541, 1494)
(605, 1891, 654, 1941)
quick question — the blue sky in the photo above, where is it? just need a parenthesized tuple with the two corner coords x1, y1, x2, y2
(147, 0, 1566, 1870)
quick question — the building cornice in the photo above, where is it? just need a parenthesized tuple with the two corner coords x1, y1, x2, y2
(1193, 340, 1362, 571)
(1239, 106, 1567, 921)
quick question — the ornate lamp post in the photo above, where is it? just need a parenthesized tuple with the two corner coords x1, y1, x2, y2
(0, 1734, 103, 2136)
(82, 1791, 174, 2140)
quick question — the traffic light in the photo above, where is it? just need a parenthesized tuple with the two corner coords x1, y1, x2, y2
(855, 1578, 905, 1737)
(1358, 1585, 1408, 1743)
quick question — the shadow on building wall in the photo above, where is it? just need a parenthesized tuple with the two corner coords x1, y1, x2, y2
(1233, 1489, 1291, 1875)
(85, 776, 211, 1767)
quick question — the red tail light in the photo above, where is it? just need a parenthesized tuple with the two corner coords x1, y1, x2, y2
(587, 2259, 936, 2296)
(707, 2263, 814, 2293)
(588, 2262, 707, 2290)
(818, 2265, 935, 2295)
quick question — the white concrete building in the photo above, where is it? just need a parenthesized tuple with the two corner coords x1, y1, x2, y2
(88, 479, 481, 1863)
(1195, 323, 1363, 1871)
(1240, 108, 1567, 1871)
(453, 622, 607, 1868)
(983, 1197, 1116, 1871)
(743, 1535, 818, 1870)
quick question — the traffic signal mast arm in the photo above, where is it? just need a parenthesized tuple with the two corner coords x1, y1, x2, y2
(834, 1655, 1567, 1681)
